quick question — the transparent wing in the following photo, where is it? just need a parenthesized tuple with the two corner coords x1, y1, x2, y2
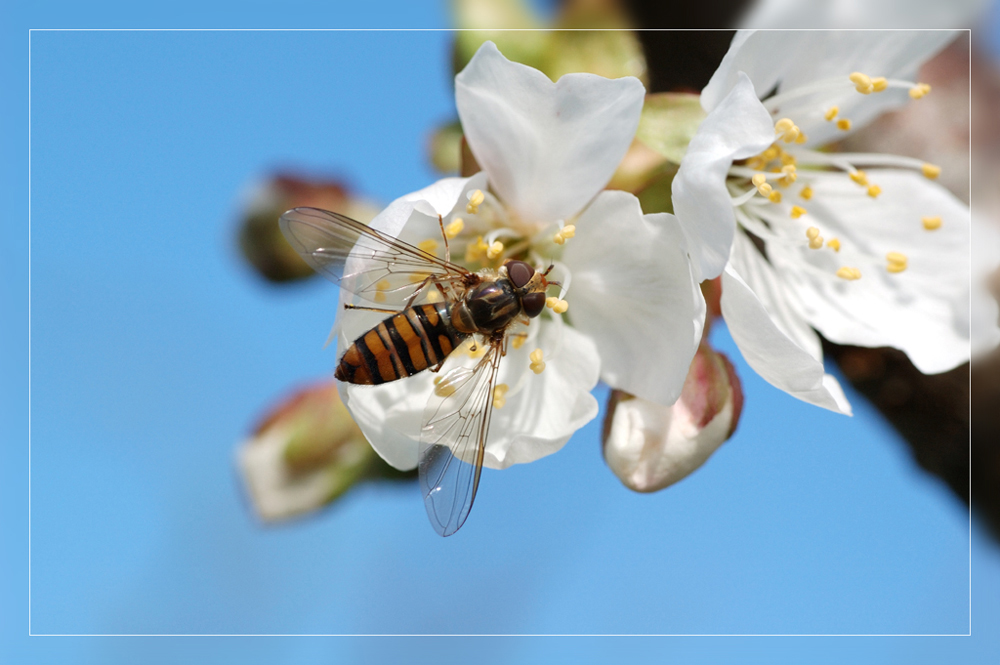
(279, 207, 469, 307)
(418, 340, 503, 537)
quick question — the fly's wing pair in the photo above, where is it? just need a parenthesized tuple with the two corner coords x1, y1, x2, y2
(279, 207, 501, 537)
(279, 207, 469, 307)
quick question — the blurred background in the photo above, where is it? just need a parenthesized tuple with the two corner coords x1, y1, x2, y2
(3, 0, 1000, 663)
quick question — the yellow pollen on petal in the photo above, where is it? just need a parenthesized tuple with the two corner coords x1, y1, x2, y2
(867, 184, 882, 198)
(417, 238, 439, 254)
(872, 77, 888, 92)
(546, 297, 569, 314)
(922, 163, 941, 179)
(909, 83, 931, 99)
(800, 185, 814, 200)
(486, 240, 504, 260)
(806, 226, 820, 240)
(837, 118, 852, 131)
(836, 267, 862, 281)
(825, 106, 839, 121)
(849, 170, 869, 186)
(768, 190, 783, 203)
(827, 238, 841, 252)
(445, 218, 464, 238)
(791, 205, 807, 219)
(492, 384, 509, 408)
(466, 189, 485, 214)
(922, 216, 943, 230)
(850, 72, 874, 94)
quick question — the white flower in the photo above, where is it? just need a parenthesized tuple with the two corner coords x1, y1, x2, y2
(672, 30, 979, 414)
(339, 41, 706, 471)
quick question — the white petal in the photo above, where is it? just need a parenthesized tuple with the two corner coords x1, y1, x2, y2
(341, 319, 599, 472)
(563, 191, 705, 405)
(761, 168, 971, 374)
(721, 242, 852, 414)
(701, 30, 809, 113)
(455, 41, 645, 223)
(672, 73, 775, 281)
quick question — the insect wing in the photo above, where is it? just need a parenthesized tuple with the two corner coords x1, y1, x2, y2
(279, 207, 468, 307)
(418, 342, 503, 537)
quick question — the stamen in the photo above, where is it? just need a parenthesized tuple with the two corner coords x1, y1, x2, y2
(886, 251, 908, 273)
(909, 83, 932, 99)
(374, 279, 391, 303)
(867, 184, 882, 198)
(486, 240, 504, 260)
(800, 185, 814, 200)
(553, 224, 577, 245)
(493, 384, 509, 409)
(779, 164, 797, 186)
(849, 72, 874, 94)
(827, 238, 841, 252)
(465, 236, 489, 263)
(768, 190, 782, 204)
(418, 238, 439, 254)
(922, 163, 941, 179)
(794, 132, 808, 144)
(546, 297, 569, 314)
(529, 348, 546, 375)
(836, 267, 862, 281)
(837, 118, 852, 131)
(791, 205, 807, 219)
(922, 216, 942, 230)
(774, 117, 801, 143)
(466, 189, 485, 214)
(809, 236, 824, 250)
(511, 334, 527, 350)
(849, 170, 869, 186)
(445, 218, 464, 238)
(872, 77, 888, 92)
(824, 106, 839, 121)
(806, 227, 820, 240)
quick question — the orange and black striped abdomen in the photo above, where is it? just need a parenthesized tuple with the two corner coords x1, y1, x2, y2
(335, 302, 468, 385)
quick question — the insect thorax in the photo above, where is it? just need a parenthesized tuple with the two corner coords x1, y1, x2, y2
(453, 277, 521, 334)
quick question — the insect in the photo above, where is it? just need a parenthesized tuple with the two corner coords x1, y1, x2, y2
(279, 207, 556, 536)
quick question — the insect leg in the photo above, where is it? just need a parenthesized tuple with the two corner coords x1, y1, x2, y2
(403, 275, 435, 310)
(343, 303, 398, 314)
(437, 214, 451, 264)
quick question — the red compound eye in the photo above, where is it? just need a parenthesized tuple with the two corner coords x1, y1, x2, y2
(506, 260, 535, 289)
(522, 292, 546, 318)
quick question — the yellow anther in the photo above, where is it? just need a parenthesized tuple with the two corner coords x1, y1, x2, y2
(806, 226, 820, 240)
(824, 106, 839, 121)
(775, 118, 795, 134)
(782, 164, 796, 176)
(837, 118, 852, 131)
(780, 152, 797, 166)
(794, 132, 808, 144)
(781, 126, 800, 143)
(849, 72, 874, 94)
(465, 235, 488, 263)
(886, 251, 908, 265)
(752, 173, 768, 187)
(922, 163, 941, 179)
(779, 164, 798, 186)
(836, 267, 862, 281)
(529, 348, 546, 374)
(809, 236, 824, 250)
(466, 189, 485, 214)
(800, 185, 814, 200)
(867, 184, 882, 198)
(444, 218, 464, 238)
(434, 378, 457, 398)
(791, 205, 807, 219)
(762, 146, 779, 161)
(758, 182, 773, 196)
(553, 224, 577, 245)
(511, 334, 527, 349)
(827, 238, 841, 252)
(486, 240, 504, 260)
(886, 263, 907, 273)
(418, 238, 439, 254)
(909, 83, 931, 99)
(849, 170, 869, 186)
(546, 297, 569, 314)
(872, 77, 888, 92)
(768, 190, 782, 203)
(747, 156, 766, 170)
(492, 384, 509, 408)
(922, 216, 942, 230)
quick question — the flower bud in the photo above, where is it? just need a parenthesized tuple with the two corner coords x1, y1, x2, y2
(237, 381, 407, 522)
(602, 343, 743, 492)
(237, 174, 379, 283)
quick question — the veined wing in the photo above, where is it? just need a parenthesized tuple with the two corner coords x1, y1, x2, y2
(418, 340, 503, 537)
(279, 207, 470, 307)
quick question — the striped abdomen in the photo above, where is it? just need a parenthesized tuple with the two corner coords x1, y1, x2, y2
(335, 302, 468, 385)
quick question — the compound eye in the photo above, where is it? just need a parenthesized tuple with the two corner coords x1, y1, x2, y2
(506, 260, 536, 289)
(522, 292, 546, 318)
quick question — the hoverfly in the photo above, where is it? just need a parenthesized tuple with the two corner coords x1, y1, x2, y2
(279, 207, 557, 536)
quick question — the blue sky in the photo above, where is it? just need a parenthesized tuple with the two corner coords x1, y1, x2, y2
(2, 2, 999, 663)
